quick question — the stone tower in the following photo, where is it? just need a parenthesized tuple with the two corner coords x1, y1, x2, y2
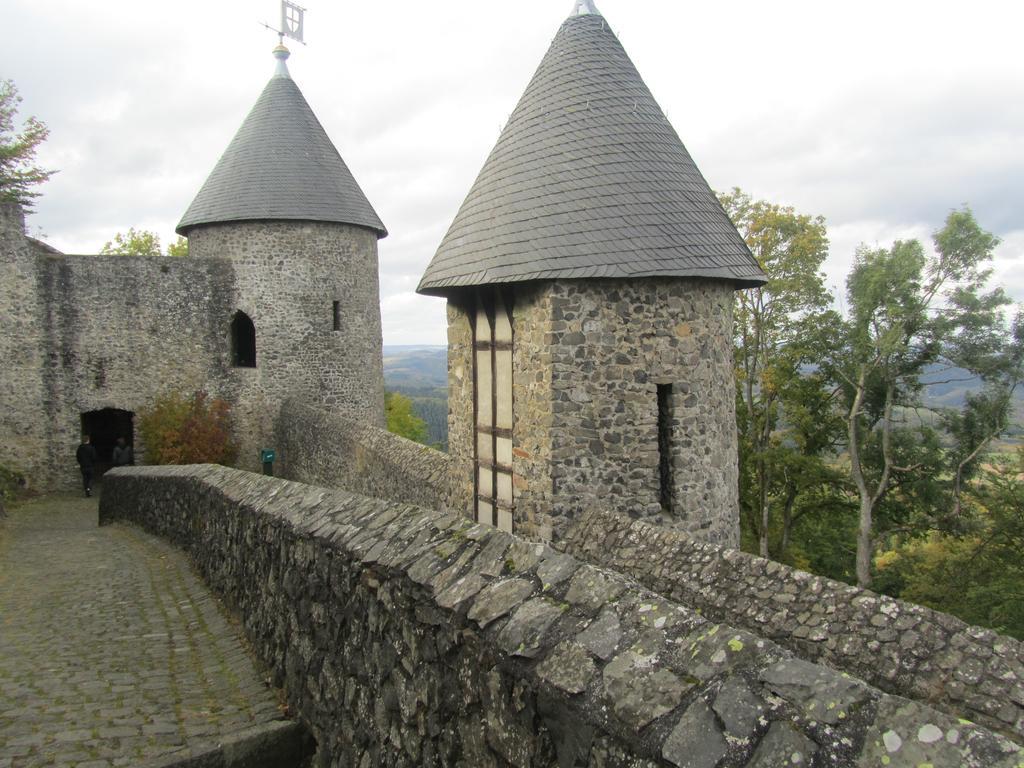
(418, 2, 766, 546)
(178, 45, 387, 469)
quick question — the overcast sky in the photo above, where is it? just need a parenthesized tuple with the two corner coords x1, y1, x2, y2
(5, 0, 1023, 345)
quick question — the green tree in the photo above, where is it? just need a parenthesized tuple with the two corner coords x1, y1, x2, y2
(941, 313, 1024, 518)
(874, 452, 1024, 639)
(826, 207, 1009, 587)
(0, 79, 55, 210)
(720, 189, 838, 558)
(385, 391, 428, 444)
(138, 390, 238, 466)
(100, 227, 162, 257)
(771, 369, 847, 560)
(166, 236, 189, 257)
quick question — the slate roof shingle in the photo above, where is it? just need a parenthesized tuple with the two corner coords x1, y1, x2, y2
(417, 13, 764, 296)
(177, 63, 385, 237)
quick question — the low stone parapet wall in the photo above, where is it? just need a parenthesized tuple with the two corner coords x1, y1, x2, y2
(275, 399, 451, 510)
(562, 506, 1024, 743)
(99, 465, 1021, 767)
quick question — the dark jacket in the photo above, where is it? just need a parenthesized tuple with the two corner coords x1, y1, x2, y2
(76, 443, 97, 470)
(112, 444, 133, 466)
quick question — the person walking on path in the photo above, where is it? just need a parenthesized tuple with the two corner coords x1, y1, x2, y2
(112, 437, 134, 468)
(76, 435, 97, 497)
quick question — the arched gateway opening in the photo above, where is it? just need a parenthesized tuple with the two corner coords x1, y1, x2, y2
(80, 409, 134, 474)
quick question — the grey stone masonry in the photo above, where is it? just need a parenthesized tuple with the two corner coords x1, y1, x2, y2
(445, 299, 477, 517)
(189, 220, 386, 469)
(0, 200, 385, 491)
(561, 506, 1024, 743)
(0, 202, 49, 487)
(100, 466, 1022, 767)
(275, 398, 451, 510)
(0, 199, 238, 490)
(447, 278, 740, 545)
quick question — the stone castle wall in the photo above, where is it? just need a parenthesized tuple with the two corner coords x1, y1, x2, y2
(447, 278, 740, 546)
(0, 207, 385, 489)
(32, 252, 239, 488)
(275, 398, 451, 510)
(0, 203, 240, 489)
(562, 506, 1024, 742)
(0, 203, 49, 486)
(99, 465, 1022, 767)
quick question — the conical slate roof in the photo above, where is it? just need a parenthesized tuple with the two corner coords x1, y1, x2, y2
(417, 10, 764, 295)
(177, 48, 386, 237)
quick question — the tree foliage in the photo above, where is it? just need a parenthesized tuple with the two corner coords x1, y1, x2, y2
(138, 390, 238, 466)
(824, 207, 1009, 586)
(385, 391, 429, 444)
(0, 79, 55, 210)
(166, 236, 189, 257)
(874, 453, 1024, 639)
(100, 227, 162, 257)
(101, 230, 190, 257)
(723, 192, 1023, 635)
(721, 188, 841, 560)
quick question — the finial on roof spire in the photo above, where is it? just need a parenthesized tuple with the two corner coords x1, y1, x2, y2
(572, 0, 601, 16)
(272, 43, 291, 78)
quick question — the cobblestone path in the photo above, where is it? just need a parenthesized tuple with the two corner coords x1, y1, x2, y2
(0, 495, 283, 767)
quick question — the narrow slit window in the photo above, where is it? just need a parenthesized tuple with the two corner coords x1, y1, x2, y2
(473, 289, 514, 533)
(231, 311, 256, 368)
(657, 383, 674, 514)
(332, 301, 341, 331)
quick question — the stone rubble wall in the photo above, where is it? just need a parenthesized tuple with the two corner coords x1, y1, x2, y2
(0, 204, 387, 490)
(444, 298, 477, 519)
(445, 279, 741, 547)
(99, 466, 1021, 767)
(562, 506, 1024, 743)
(0, 203, 50, 487)
(0, 199, 239, 490)
(186, 221, 387, 471)
(538, 279, 741, 546)
(275, 399, 451, 510)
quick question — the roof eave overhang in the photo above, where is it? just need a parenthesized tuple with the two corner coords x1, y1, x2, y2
(416, 270, 767, 298)
(176, 215, 388, 240)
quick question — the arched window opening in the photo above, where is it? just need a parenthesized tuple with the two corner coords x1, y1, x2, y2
(231, 311, 256, 368)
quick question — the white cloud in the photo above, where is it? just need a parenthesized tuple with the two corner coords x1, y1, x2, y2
(6, 0, 1023, 343)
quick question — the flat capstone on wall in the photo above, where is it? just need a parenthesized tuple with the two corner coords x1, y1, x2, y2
(99, 465, 1022, 768)
(562, 506, 1024, 743)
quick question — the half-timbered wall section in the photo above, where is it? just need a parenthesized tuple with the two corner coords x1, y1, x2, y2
(473, 289, 514, 532)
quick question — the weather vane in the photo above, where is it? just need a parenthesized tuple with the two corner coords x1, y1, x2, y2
(261, 0, 307, 45)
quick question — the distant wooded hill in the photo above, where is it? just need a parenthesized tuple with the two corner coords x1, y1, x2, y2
(381, 348, 1024, 452)
(383, 346, 448, 450)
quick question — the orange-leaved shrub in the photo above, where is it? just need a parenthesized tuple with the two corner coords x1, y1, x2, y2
(138, 390, 239, 466)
